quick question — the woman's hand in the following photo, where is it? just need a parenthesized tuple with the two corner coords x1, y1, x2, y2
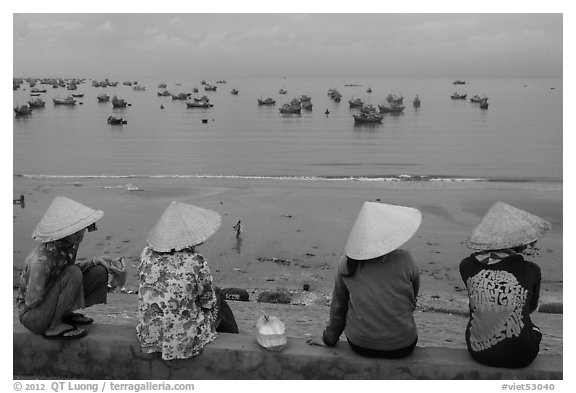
(305, 334, 326, 346)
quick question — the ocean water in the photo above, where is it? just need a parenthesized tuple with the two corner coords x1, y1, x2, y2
(13, 77, 563, 182)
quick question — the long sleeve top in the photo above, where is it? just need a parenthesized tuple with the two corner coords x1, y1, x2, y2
(323, 249, 420, 351)
(136, 247, 218, 360)
(17, 241, 80, 314)
(459, 251, 542, 366)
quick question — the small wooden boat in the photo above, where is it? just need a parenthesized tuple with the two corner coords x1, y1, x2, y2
(53, 96, 77, 105)
(258, 98, 276, 105)
(14, 104, 32, 116)
(231, 89, 239, 95)
(71, 93, 84, 98)
(107, 116, 127, 125)
(28, 98, 46, 108)
(157, 90, 171, 96)
(133, 85, 146, 91)
(353, 112, 383, 123)
(451, 92, 467, 100)
(158, 83, 167, 88)
(453, 80, 466, 85)
(31, 87, 46, 94)
(111, 96, 128, 108)
(186, 100, 211, 108)
(413, 94, 421, 107)
(479, 98, 489, 109)
(470, 95, 484, 103)
(171, 93, 189, 100)
(386, 94, 404, 104)
(279, 104, 301, 114)
(279, 88, 287, 94)
(378, 103, 405, 113)
(204, 84, 217, 91)
(97, 94, 110, 102)
(192, 87, 199, 93)
(366, 87, 372, 93)
(302, 101, 313, 110)
(348, 98, 364, 108)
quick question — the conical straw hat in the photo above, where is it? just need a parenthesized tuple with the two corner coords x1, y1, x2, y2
(32, 196, 104, 242)
(466, 201, 551, 251)
(147, 201, 222, 252)
(344, 202, 422, 260)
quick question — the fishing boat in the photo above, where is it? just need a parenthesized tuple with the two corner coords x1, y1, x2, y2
(378, 103, 405, 113)
(279, 103, 301, 114)
(353, 112, 383, 123)
(71, 93, 84, 98)
(53, 96, 77, 105)
(451, 92, 467, 100)
(157, 90, 171, 96)
(479, 98, 489, 109)
(107, 116, 127, 125)
(133, 85, 146, 91)
(469, 95, 484, 103)
(192, 87, 199, 93)
(204, 84, 217, 91)
(366, 87, 372, 93)
(97, 94, 110, 102)
(231, 89, 239, 95)
(386, 94, 404, 104)
(111, 96, 128, 108)
(14, 104, 32, 116)
(300, 94, 312, 102)
(453, 80, 466, 85)
(31, 87, 46, 94)
(348, 98, 364, 108)
(28, 98, 46, 108)
(158, 83, 167, 88)
(413, 94, 421, 107)
(186, 97, 211, 108)
(302, 101, 313, 110)
(171, 93, 189, 100)
(279, 88, 287, 94)
(258, 97, 276, 105)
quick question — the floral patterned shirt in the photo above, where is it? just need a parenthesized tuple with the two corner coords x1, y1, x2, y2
(136, 247, 218, 360)
(17, 241, 79, 314)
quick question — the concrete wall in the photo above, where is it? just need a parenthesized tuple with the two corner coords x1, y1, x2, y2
(13, 324, 562, 380)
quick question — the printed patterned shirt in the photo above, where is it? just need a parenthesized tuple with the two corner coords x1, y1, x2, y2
(459, 252, 541, 358)
(17, 241, 79, 314)
(136, 247, 218, 360)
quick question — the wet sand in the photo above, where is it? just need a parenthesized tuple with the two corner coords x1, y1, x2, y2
(12, 176, 563, 355)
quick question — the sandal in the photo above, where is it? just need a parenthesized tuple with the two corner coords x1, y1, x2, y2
(62, 312, 94, 325)
(43, 327, 87, 340)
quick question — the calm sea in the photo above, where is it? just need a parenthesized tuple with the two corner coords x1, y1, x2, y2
(13, 77, 563, 183)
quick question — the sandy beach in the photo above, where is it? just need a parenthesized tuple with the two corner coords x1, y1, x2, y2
(12, 175, 563, 355)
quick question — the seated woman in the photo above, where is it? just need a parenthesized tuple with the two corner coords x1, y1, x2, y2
(307, 201, 422, 358)
(460, 201, 551, 368)
(17, 196, 110, 339)
(137, 201, 238, 361)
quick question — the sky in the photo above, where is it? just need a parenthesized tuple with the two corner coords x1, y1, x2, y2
(12, 12, 563, 79)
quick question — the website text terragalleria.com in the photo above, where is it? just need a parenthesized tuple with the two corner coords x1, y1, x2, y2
(52, 381, 194, 392)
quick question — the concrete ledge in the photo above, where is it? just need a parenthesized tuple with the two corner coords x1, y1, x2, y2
(13, 323, 562, 380)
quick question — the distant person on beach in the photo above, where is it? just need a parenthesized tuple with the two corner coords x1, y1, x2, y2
(137, 201, 238, 361)
(16, 196, 110, 339)
(460, 202, 550, 368)
(306, 201, 422, 358)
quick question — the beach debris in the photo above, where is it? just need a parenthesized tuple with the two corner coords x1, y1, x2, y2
(233, 220, 243, 237)
(13, 195, 25, 207)
(219, 287, 250, 302)
(256, 314, 287, 351)
(257, 289, 292, 304)
(257, 257, 291, 266)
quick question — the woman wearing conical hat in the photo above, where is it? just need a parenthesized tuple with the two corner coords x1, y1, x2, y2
(459, 202, 551, 368)
(16, 196, 110, 339)
(136, 201, 238, 361)
(306, 202, 422, 358)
